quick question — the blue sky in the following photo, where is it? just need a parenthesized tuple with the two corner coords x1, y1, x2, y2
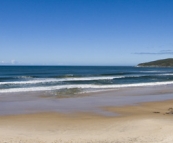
(0, 0, 173, 65)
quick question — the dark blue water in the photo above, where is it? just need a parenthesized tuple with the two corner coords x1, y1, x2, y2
(0, 66, 173, 94)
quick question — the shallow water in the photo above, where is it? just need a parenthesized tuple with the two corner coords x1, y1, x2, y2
(0, 85, 173, 116)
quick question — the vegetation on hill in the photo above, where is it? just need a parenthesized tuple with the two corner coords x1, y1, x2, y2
(138, 58, 173, 67)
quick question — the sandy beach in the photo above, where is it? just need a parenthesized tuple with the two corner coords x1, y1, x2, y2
(0, 86, 173, 143)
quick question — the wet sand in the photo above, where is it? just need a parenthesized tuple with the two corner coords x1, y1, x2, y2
(0, 85, 173, 142)
(1, 85, 173, 116)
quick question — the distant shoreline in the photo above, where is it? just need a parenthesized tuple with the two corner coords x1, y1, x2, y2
(138, 58, 173, 67)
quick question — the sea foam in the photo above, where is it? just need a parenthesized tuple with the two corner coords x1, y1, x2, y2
(1, 81, 173, 93)
(0, 76, 124, 85)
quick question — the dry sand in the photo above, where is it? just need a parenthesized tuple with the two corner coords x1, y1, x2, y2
(0, 99, 173, 143)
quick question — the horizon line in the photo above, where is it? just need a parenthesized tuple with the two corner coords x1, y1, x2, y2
(0, 64, 135, 66)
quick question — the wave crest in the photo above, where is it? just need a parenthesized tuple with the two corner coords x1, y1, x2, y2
(1, 81, 173, 93)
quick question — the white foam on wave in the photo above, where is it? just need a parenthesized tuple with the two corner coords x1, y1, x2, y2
(139, 70, 167, 73)
(160, 73, 173, 76)
(16, 76, 33, 79)
(0, 76, 124, 85)
(1, 81, 173, 93)
(0, 74, 172, 86)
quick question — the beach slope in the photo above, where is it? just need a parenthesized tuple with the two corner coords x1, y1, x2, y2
(0, 100, 173, 143)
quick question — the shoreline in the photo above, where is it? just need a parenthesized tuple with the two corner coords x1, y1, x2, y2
(0, 85, 173, 142)
(0, 85, 173, 116)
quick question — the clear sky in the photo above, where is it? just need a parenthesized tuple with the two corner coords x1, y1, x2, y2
(0, 0, 173, 66)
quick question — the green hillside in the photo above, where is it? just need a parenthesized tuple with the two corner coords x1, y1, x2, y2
(138, 58, 173, 67)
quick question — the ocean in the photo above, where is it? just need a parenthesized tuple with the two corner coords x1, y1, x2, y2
(0, 66, 173, 96)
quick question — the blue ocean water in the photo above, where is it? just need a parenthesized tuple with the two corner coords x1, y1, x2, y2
(0, 66, 173, 94)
